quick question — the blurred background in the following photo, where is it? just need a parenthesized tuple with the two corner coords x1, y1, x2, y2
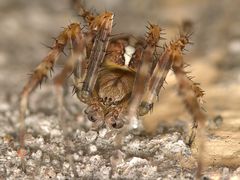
(0, 0, 239, 168)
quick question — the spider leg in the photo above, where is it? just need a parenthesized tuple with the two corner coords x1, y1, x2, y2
(114, 23, 162, 145)
(138, 47, 173, 116)
(173, 63, 206, 178)
(53, 31, 86, 179)
(172, 56, 206, 145)
(19, 23, 84, 150)
(127, 23, 162, 123)
(76, 12, 114, 102)
(53, 35, 86, 121)
(169, 35, 206, 178)
(71, 0, 96, 25)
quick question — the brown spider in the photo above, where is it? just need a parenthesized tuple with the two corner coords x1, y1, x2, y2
(19, 3, 206, 177)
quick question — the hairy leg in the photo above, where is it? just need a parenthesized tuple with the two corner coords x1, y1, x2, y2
(53, 35, 86, 120)
(127, 23, 162, 123)
(138, 46, 172, 116)
(113, 24, 162, 146)
(73, 12, 114, 104)
(173, 64, 205, 178)
(170, 35, 206, 178)
(19, 23, 84, 150)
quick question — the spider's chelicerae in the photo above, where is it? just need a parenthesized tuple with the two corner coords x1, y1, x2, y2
(19, 3, 206, 175)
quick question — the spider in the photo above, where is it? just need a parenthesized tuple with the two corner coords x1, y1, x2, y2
(19, 3, 206, 176)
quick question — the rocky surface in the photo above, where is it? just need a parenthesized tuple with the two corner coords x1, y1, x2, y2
(0, 95, 239, 179)
(0, 0, 240, 179)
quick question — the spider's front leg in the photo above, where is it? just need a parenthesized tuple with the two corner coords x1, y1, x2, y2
(113, 23, 163, 145)
(53, 27, 86, 121)
(19, 23, 85, 150)
(127, 23, 162, 124)
(138, 46, 173, 116)
(75, 12, 114, 103)
(71, 11, 114, 129)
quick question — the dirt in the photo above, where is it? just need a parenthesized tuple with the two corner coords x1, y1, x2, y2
(0, 0, 240, 179)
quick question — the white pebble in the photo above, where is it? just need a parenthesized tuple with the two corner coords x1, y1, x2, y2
(89, 145, 97, 153)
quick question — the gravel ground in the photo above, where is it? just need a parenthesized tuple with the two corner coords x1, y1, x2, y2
(0, 92, 239, 179)
(0, 0, 240, 179)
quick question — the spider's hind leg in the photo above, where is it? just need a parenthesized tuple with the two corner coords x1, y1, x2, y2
(170, 35, 206, 146)
(170, 35, 206, 178)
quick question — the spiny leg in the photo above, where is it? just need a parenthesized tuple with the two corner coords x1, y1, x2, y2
(72, 12, 116, 131)
(138, 46, 173, 116)
(169, 35, 205, 145)
(114, 23, 162, 145)
(53, 33, 86, 121)
(170, 35, 206, 178)
(54, 32, 86, 179)
(73, 9, 112, 101)
(173, 65, 205, 178)
(76, 12, 114, 102)
(19, 23, 84, 151)
(184, 79, 205, 146)
(71, 0, 95, 24)
(138, 33, 206, 177)
(127, 23, 162, 125)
